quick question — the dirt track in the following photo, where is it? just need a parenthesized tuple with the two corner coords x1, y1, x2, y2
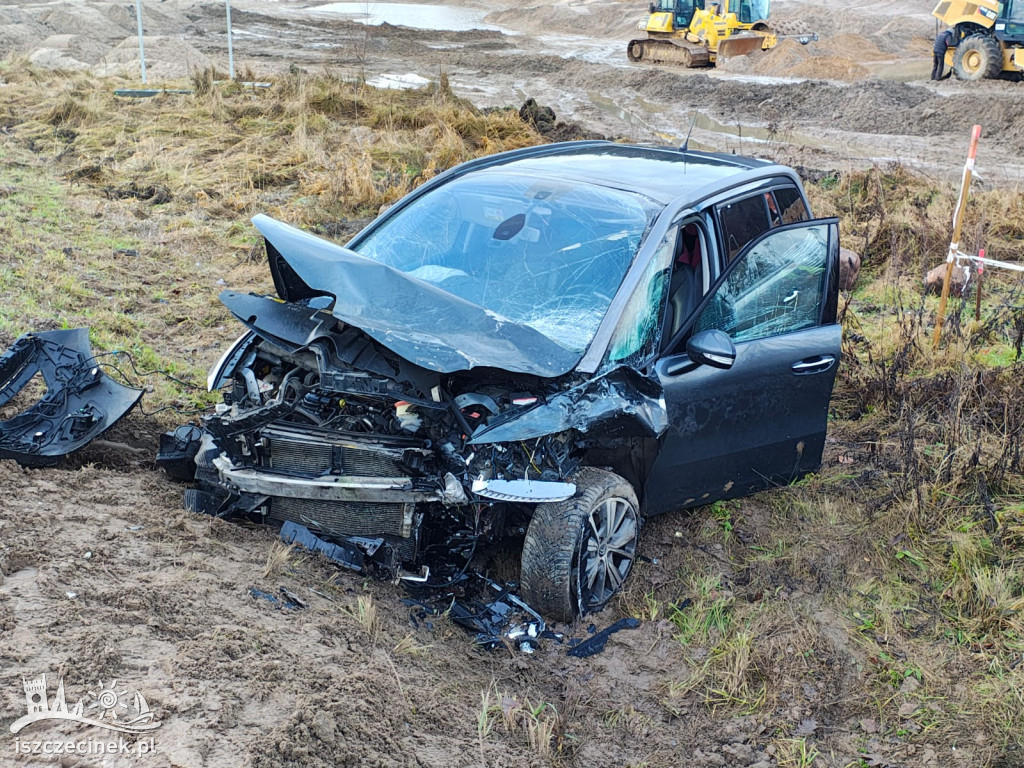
(1, 2, 1022, 767)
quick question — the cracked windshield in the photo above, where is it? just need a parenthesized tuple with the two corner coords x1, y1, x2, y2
(354, 171, 660, 353)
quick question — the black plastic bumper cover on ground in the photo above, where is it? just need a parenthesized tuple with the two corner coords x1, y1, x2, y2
(0, 328, 143, 467)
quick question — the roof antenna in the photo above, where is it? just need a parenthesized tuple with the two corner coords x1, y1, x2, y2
(680, 112, 698, 152)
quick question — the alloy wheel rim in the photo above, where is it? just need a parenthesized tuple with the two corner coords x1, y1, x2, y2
(580, 496, 638, 609)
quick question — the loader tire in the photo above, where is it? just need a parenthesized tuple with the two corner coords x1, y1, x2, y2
(520, 467, 640, 623)
(953, 34, 1003, 81)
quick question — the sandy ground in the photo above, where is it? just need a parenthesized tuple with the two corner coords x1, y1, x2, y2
(0, 2, 1021, 766)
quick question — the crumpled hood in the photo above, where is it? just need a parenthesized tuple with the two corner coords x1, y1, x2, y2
(252, 214, 581, 378)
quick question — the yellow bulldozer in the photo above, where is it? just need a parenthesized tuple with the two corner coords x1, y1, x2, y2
(627, 0, 814, 68)
(934, 0, 1024, 80)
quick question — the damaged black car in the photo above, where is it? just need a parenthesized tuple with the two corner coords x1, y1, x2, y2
(168, 141, 841, 621)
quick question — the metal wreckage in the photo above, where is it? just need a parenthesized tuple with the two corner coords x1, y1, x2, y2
(156, 212, 668, 625)
(5, 143, 840, 641)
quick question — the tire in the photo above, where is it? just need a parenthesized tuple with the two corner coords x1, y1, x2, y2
(520, 467, 641, 623)
(953, 34, 1003, 81)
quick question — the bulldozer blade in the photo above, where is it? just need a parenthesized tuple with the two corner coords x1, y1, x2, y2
(715, 35, 766, 59)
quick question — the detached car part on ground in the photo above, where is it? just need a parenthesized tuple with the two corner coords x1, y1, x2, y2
(0, 328, 142, 467)
(163, 141, 841, 622)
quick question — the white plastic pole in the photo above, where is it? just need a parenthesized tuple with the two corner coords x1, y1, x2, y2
(135, 0, 147, 84)
(933, 124, 981, 349)
(226, 0, 235, 80)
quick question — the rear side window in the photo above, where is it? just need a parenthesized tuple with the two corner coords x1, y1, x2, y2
(772, 186, 808, 225)
(717, 185, 810, 264)
(717, 195, 771, 264)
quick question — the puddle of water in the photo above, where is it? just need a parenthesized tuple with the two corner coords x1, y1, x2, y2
(692, 113, 813, 145)
(534, 33, 628, 67)
(308, 2, 501, 32)
(710, 72, 809, 87)
(367, 72, 431, 90)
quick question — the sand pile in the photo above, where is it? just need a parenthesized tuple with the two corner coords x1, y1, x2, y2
(26, 33, 113, 71)
(33, 5, 132, 44)
(0, 6, 52, 58)
(0, 0, 196, 76)
(772, 0, 936, 54)
(719, 34, 889, 80)
(94, 36, 213, 80)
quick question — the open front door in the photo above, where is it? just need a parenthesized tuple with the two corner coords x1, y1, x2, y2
(644, 218, 841, 515)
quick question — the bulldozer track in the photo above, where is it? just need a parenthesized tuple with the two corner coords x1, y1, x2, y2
(626, 38, 711, 68)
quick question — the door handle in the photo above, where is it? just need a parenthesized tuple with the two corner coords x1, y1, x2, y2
(791, 355, 835, 374)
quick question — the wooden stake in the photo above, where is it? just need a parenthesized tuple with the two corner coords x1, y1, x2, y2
(975, 248, 985, 322)
(933, 125, 982, 349)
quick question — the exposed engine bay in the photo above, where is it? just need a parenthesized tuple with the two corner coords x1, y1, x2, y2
(189, 326, 577, 573)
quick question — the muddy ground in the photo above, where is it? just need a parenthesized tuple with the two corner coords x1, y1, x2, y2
(4, 0, 1024, 178)
(1, 1, 1023, 767)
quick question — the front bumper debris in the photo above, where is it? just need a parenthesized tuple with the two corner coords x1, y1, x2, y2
(0, 328, 143, 467)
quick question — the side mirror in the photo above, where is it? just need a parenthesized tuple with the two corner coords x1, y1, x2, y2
(686, 329, 736, 370)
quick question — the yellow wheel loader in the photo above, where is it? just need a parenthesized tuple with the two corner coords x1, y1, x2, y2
(627, 0, 814, 68)
(934, 0, 1024, 80)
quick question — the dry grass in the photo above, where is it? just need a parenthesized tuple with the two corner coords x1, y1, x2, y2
(0, 65, 545, 422)
(477, 684, 562, 759)
(343, 594, 381, 638)
(262, 541, 295, 579)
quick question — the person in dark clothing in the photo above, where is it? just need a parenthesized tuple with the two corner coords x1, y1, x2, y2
(932, 28, 956, 80)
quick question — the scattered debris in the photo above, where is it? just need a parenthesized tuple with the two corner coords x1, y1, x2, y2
(156, 424, 203, 480)
(247, 586, 304, 610)
(566, 617, 640, 658)
(279, 585, 308, 608)
(0, 328, 143, 466)
(279, 520, 384, 573)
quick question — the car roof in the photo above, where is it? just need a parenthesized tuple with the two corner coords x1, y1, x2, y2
(466, 141, 775, 205)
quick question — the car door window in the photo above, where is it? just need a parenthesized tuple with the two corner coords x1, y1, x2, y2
(693, 222, 831, 343)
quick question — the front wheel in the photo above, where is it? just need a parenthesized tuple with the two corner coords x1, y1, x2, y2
(953, 34, 1003, 81)
(520, 467, 640, 622)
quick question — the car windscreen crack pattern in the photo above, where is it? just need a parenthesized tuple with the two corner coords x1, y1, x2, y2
(0, 328, 143, 467)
